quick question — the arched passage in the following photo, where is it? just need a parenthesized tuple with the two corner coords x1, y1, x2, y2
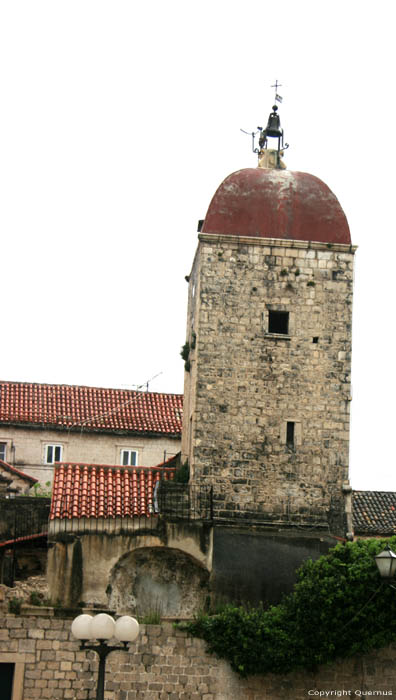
(108, 546, 210, 618)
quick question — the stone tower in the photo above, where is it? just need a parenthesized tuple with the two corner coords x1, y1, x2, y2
(182, 127, 355, 537)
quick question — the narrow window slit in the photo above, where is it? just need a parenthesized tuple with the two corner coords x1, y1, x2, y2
(286, 422, 295, 448)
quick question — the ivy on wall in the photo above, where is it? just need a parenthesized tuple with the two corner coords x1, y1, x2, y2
(180, 342, 191, 372)
(185, 538, 396, 677)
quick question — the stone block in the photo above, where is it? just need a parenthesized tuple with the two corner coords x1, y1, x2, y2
(56, 650, 75, 661)
(60, 661, 72, 671)
(6, 616, 23, 628)
(11, 629, 27, 638)
(28, 628, 45, 639)
(19, 638, 36, 652)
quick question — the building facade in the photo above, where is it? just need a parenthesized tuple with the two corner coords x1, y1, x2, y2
(0, 381, 182, 485)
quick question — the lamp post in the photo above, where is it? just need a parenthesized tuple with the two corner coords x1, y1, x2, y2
(71, 613, 139, 700)
(374, 544, 396, 584)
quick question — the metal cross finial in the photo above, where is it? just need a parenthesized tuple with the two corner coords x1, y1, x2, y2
(271, 80, 283, 105)
(271, 80, 282, 100)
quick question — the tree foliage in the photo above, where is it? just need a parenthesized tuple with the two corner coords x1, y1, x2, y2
(30, 481, 52, 498)
(186, 537, 396, 676)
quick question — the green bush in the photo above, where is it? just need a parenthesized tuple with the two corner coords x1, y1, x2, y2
(139, 610, 162, 625)
(180, 342, 191, 372)
(186, 538, 396, 676)
(173, 461, 189, 483)
(30, 481, 52, 497)
(29, 591, 43, 606)
(138, 598, 163, 624)
(180, 342, 190, 362)
(8, 597, 22, 615)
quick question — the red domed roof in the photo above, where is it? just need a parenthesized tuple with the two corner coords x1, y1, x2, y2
(202, 168, 351, 245)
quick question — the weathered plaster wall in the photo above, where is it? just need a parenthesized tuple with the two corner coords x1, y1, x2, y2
(47, 521, 213, 613)
(0, 613, 395, 699)
(48, 521, 345, 611)
(0, 426, 180, 485)
(183, 235, 355, 533)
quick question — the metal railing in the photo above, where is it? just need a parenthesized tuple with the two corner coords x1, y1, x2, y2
(0, 496, 51, 587)
(158, 482, 213, 521)
(0, 497, 50, 544)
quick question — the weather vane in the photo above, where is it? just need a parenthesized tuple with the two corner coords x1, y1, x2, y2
(271, 80, 283, 103)
(241, 80, 289, 168)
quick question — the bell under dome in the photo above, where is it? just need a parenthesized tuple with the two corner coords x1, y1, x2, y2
(201, 167, 351, 245)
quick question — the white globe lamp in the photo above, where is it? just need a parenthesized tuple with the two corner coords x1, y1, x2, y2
(71, 614, 93, 640)
(115, 616, 140, 643)
(91, 613, 116, 641)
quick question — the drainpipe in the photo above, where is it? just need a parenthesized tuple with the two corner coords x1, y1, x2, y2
(342, 482, 353, 541)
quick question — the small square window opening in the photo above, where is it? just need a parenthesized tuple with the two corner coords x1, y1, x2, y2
(268, 311, 289, 335)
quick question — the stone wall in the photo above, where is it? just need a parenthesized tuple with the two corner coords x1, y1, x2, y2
(0, 426, 180, 485)
(0, 612, 395, 699)
(183, 234, 355, 534)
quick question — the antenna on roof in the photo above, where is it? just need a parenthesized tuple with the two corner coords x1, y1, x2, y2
(142, 372, 163, 392)
(121, 372, 163, 392)
(240, 127, 260, 154)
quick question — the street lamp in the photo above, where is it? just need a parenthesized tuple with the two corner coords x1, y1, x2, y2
(374, 544, 396, 582)
(71, 613, 140, 700)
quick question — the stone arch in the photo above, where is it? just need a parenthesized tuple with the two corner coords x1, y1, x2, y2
(107, 546, 210, 618)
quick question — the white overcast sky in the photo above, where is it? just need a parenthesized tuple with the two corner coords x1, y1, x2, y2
(0, 1, 395, 490)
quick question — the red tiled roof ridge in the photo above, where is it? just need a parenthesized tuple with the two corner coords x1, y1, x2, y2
(0, 378, 183, 396)
(54, 460, 177, 471)
(0, 380, 183, 436)
(0, 459, 38, 484)
(353, 489, 396, 494)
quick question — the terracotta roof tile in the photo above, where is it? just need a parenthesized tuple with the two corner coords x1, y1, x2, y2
(0, 381, 183, 436)
(0, 532, 48, 548)
(0, 459, 38, 485)
(50, 457, 177, 520)
(353, 490, 396, 535)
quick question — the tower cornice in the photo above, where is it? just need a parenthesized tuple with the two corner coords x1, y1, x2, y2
(198, 232, 357, 254)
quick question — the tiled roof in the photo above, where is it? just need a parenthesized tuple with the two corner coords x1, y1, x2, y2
(353, 491, 396, 535)
(0, 459, 38, 485)
(50, 458, 177, 520)
(0, 532, 48, 549)
(0, 381, 183, 436)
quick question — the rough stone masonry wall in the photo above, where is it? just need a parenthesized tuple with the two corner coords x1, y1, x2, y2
(183, 234, 355, 533)
(1, 613, 396, 699)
